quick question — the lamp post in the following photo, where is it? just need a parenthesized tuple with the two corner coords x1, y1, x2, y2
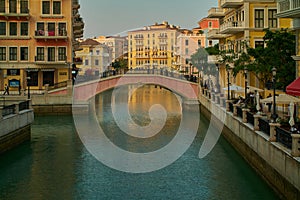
(26, 70, 31, 99)
(271, 67, 278, 122)
(227, 67, 231, 100)
(244, 67, 248, 100)
(216, 65, 220, 93)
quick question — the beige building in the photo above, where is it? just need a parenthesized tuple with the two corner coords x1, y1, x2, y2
(76, 39, 111, 76)
(175, 29, 206, 73)
(127, 21, 180, 70)
(95, 35, 128, 63)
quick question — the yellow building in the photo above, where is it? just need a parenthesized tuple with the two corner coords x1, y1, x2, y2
(277, 0, 300, 94)
(127, 21, 180, 70)
(0, 0, 84, 93)
(76, 39, 111, 76)
(207, 0, 291, 96)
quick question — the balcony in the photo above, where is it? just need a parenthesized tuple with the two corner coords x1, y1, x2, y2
(220, 0, 244, 8)
(220, 21, 245, 34)
(134, 36, 144, 40)
(158, 34, 168, 38)
(277, 0, 300, 18)
(35, 56, 67, 64)
(0, 8, 30, 19)
(207, 7, 225, 18)
(34, 29, 68, 41)
(207, 29, 230, 39)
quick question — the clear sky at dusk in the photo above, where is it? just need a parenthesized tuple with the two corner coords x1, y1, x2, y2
(79, 0, 218, 38)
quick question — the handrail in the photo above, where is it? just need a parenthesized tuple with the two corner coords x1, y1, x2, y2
(276, 127, 292, 149)
(246, 111, 254, 126)
(259, 118, 270, 136)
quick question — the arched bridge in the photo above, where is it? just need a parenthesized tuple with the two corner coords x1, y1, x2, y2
(70, 74, 200, 102)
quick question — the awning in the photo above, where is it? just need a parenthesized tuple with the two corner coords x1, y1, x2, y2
(286, 77, 300, 96)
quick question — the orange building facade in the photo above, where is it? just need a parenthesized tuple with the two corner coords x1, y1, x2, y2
(0, 0, 84, 92)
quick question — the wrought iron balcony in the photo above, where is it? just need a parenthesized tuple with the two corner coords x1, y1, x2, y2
(34, 29, 68, 40)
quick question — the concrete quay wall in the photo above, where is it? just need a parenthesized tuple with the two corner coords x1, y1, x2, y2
(0, 109, 34, 154)
(199, 94, 300, 200)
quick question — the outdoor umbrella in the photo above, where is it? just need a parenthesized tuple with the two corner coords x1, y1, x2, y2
(223, 85, 244, 91)
(260, 94, 300, 104)
(289, 102, 295, 127)
(256, 91, 261, 113)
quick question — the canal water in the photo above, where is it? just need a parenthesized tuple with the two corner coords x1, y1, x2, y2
(0, 85, 279, 200)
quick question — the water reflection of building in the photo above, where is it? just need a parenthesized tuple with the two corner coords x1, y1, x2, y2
(0, 0, 84, 92)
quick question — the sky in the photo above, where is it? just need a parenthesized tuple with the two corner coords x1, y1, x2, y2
(79, 0, 217, 38)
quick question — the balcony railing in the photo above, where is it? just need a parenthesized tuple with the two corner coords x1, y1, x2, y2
(220, 21, 245, 34)
(34, 29, 67, 39)
(220, 0, 244, 8)
(259, 118, 270, 136)
(237, 106, 243, 119)
(246, 111, 254, 126)
(277, 0, 300, 18)
(207, 7, 225, 18)
(276, 127, 292, 149)
(35, 56, 66, 63)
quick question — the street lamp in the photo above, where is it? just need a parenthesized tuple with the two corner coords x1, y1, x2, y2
(216, 65, 220, 93)
(271, 67, 278, 122)
(26, 70, 31, 99)
(227, 67, 231, 100)
(244, 67, 248, 100)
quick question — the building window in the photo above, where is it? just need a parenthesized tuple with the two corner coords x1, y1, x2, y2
(255, 41, 264, 49)
(9, 22, 17, 36)
(58, 23, 66, 36)
(53, 1, 61, 14)
(36, 47, 44, 61)
(43, 71, 54, 86)
(58, 47, 66, 61)
(42, 1, 50, 14)
(268, 9, 277, 28)
(48, 47, 55, 61)
(185, 48, 189, 55)
(95, 59, 99, 66)
(9, 0, 17, 13)
(85, 59, 89, 66)
(0, 0, 5, 12)
(185, 39, 189, 46)
(0, 22, 6, 35)
(96, 50, 100, 55)
(208, 21, 212, 28)
(36, 22, 45, 35)
(20, 47, 28, 61)
(48, 23, 55, 36)
(0, 47, 6, 61)
(20, 0, 29, 13)
(9, 47, 17, 61)
(255, 9, 264, 28)
(20, 22, 28, 36)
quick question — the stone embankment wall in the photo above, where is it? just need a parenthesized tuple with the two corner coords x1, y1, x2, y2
(199, 93, 300, 200)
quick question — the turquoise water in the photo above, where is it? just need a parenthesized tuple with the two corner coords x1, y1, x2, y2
(0, 85, 279, 200)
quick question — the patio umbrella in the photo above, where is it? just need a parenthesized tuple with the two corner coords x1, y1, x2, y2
(223, 85, 244, 91)
(247, 86, 264, 93)
(289, 102, 295, 127)
(256, 91, 261, 113)
(260, 94, 300, 104)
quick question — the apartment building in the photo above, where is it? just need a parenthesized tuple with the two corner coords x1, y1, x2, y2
(127, 21, 180, 70)
(95, 35, 128, 63)
(207, 0, 291, 91)
(175, 28, 206, 73)
(0, 0, 84, 92)
(198, 17, 220, 47)
(76, 39, 111, 76)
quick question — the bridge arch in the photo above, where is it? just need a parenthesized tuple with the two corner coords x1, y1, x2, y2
(73, 74, 199, 102)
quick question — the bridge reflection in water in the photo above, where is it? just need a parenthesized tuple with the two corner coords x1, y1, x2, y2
(0, 85, 279, 199)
